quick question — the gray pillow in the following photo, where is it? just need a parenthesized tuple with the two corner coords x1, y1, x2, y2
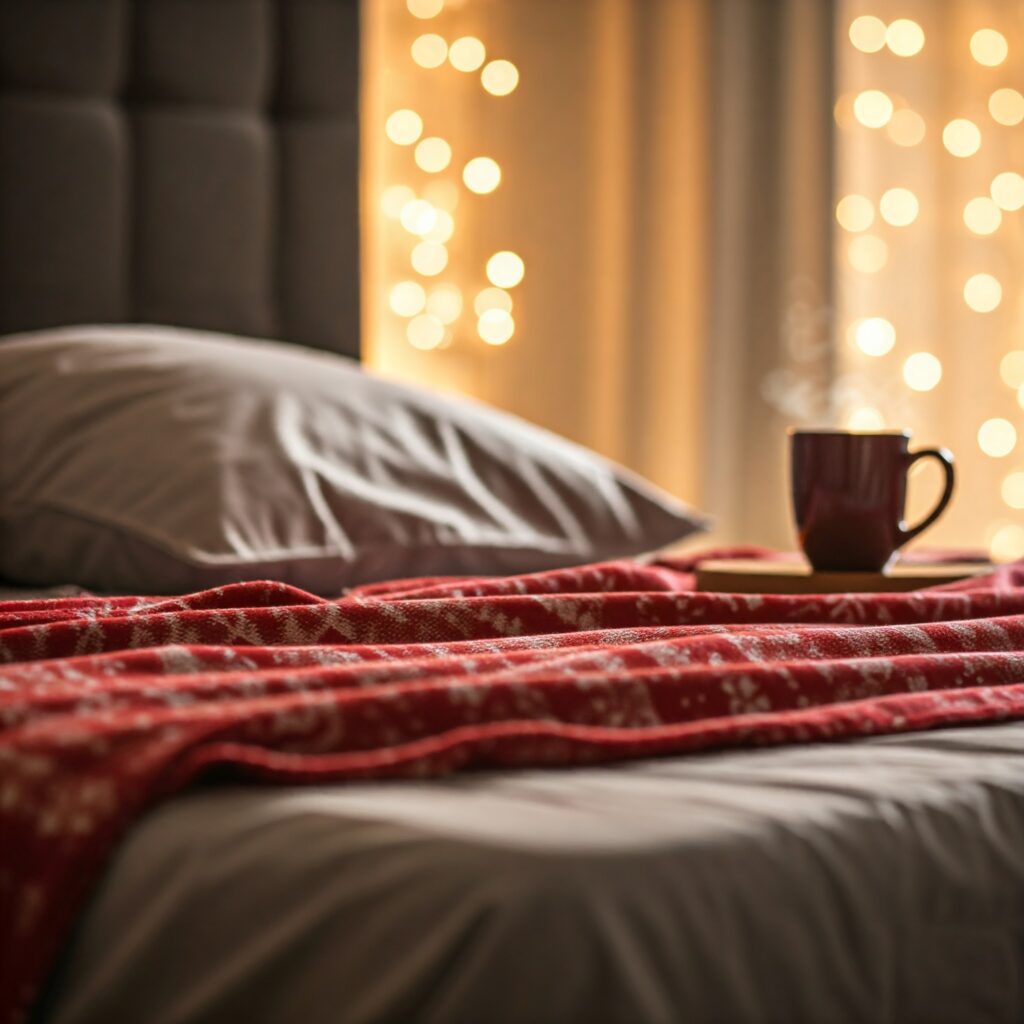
(0, 325, 708, 594)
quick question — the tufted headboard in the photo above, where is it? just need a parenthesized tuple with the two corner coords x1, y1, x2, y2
(0, 0, 360, 358)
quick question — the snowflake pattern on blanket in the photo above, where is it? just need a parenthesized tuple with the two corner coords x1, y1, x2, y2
(3, 551, 1024, 1022)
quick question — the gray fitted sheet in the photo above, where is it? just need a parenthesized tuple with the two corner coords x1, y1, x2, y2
(44, 719, 1024, 1024)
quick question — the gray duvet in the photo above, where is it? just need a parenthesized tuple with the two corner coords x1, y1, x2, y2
(43, 721, 1024, 1024)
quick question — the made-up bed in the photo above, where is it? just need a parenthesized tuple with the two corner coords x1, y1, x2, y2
(2, 4, 1023, 1024)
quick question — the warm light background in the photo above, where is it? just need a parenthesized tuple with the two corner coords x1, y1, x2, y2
(363, 0, 1023, 559)
(837, 1, 1024, 559)
(362, 0, 707, 508)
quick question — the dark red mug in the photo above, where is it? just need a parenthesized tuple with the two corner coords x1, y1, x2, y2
(790, 429, 955, 572)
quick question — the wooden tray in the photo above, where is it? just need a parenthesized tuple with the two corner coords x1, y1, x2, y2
(695, 558, 994, 595)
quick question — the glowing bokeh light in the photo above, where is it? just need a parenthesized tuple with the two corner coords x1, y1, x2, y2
(847, 234, 888, 274)
(411, 34, 448, 68)
(414, 137, 452, 173)
(991, 171, 1024, 211)
(486, 251, 525, 288)
(979, 418, 1017, 457)
(385, 109, 423, 146)
(1001, 472, 1024, 509)
(463, 157, 502, 194)
(990, 523, 1024, 562)
(400, 199, 438, 236)
(970, 28, 1008, 67)
(481, 60, 520, 96)
(1000, 351, 1024, 389)
(886, 108, 926, 146)
(478, 308, 515, 346)
(849, 15, 887, 52)
(963, 196, 1002, 235)
(426, 284, 463, 324)
(389, 281, 427, 318)
(833, 93, 857, 130)
(423, 208, 454, 243)
(411, 241, 448, 276)
(854, 317, 896, 357)
(449, 36, 486, 72)
(407, 313, 446, 350)
(381, 184, 416, 218)
(474, 287, 513, 316)
(853, 89, 894, 128)
(407, 0, 443, 18)
(879, 187, 919, 226)
(989, 88, 1024, 126)
(902, 352, 942, 391)
(835, 194, 874, 232)
(963, 273, 1002, 312)
(846, 406, 886, 431)
(942, 118, 981, 157)
(885, 19, 924, 56)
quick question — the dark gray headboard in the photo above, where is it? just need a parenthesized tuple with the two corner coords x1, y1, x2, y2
(0, 0, 360, 358)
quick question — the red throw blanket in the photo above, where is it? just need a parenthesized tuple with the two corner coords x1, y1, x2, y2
(4, 551, 1024, 1022)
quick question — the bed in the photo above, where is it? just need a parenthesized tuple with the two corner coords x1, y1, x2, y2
(2, 4, 1024, 1024)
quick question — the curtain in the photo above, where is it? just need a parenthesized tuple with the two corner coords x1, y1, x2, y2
(704, 0, 837, 546)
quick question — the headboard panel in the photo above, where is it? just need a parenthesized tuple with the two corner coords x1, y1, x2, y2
(0, 0, 360, 358)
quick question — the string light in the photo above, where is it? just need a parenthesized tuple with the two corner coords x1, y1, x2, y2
(849, 15, 887, 53)
(853, 90, 894, 128)
(411, 241, 448, 276)
(426, 284, 463, 324)
(385, 109, 424, 146)
(477, 308, 515, 345)
(990, 523, 1024, 561)
(1000, 351, 1024, 389)
(847, 235, 888, 274)
(942, 118, 981, 157)
(886, 108, 926, 146)
(407, 313, 446, 350)
(407, 0, 444, 18)
(386, 4, 522, 355)
(879, 187, 919, 226)
(415, 137, 452, 173)
(481, 60, 519, 96)
(835, 194, 874, 232)
(970, 28, 1008, 67)
(833, 93, 857, 131)
(381, 185, 416, 218)
(1001, 472, 1024, 509)
(846, 406, 886, 431)
(963, 196, 1002, 235)
(853, 317, 896, 357)
(902, 352, 942, 391)
(989, 88, 1024, 126)
(390, 281, 427, 317)
(486, 251, 525, 288)
(978, 418, 1016, 457)
(885, 19, 925, 57)
(474, 287, 513, 315)
(411, 34, 448, 68)
(963, 273, 1002, 313)
(400, 199, 439, 236)
(991, 172, 1024, 211)
(449, 37, 486, 72)
(463, 157, 502, 194)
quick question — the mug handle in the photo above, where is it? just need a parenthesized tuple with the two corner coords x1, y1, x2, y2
(897, 447, 956, 547)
